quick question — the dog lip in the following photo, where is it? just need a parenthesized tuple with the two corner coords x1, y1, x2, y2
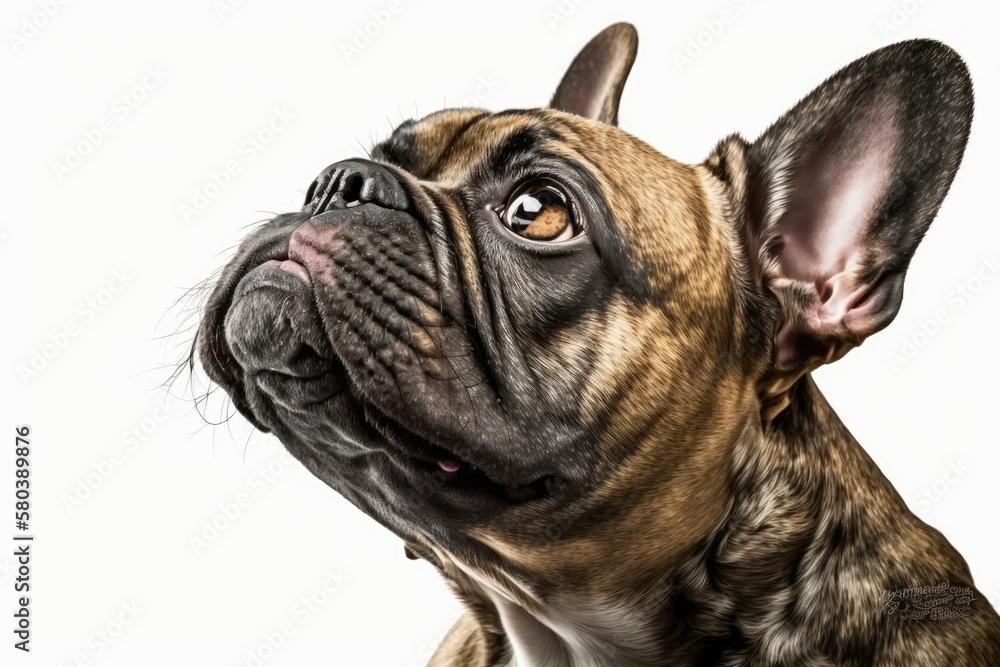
(254, 365, 345, 408)
(370, 409, 558, 503)
(232, 259, 313, 301)
(403, 451, 557, 504)
(259, 258, 311, 285)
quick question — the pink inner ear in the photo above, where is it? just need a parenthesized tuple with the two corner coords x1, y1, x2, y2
(776, 98, 899, 330)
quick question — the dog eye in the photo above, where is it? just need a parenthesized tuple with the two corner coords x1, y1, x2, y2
(500, 182, 578, 242)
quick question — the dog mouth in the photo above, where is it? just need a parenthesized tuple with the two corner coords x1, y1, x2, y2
(224, 255, 345, 409)
(363, 400, 558, 504)
(213, 212, 557, 508)
(414, 456, 557, 504)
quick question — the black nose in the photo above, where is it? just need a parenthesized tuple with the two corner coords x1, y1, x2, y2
(304, 159, 410, 213)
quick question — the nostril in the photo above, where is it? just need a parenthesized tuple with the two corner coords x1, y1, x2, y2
(304, 169, 335, 207)
(343, 173, 364, 207)
(303, 178, 320, 206)
(303, 166, 342, 211)
(308, 160, 409, 213)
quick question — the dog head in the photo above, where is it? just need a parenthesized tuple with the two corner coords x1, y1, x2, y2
(196, 23, 971, 602)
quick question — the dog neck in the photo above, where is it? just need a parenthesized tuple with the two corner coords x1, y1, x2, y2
(437, 553, 671, 667)
(432, 375, 977, 666)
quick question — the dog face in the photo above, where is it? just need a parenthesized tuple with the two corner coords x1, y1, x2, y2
(197, 24, 971, 597)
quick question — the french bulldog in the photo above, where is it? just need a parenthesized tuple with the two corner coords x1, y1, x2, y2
(195, 22, 1000, 666)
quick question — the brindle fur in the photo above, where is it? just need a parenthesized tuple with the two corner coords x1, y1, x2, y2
(196, 23, 1000, 666)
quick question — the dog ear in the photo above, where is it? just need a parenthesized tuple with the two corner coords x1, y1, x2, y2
(712, 40, 973, 376)
(550, 22, 638, 125)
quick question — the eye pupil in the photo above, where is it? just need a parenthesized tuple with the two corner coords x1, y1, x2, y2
(512, 190, 557, 225)
(502, 183, 577, 242)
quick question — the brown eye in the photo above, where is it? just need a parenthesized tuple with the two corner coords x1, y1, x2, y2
(501, 182, 578, 242)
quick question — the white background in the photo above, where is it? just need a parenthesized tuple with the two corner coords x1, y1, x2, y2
(2, 0, 999, 665)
